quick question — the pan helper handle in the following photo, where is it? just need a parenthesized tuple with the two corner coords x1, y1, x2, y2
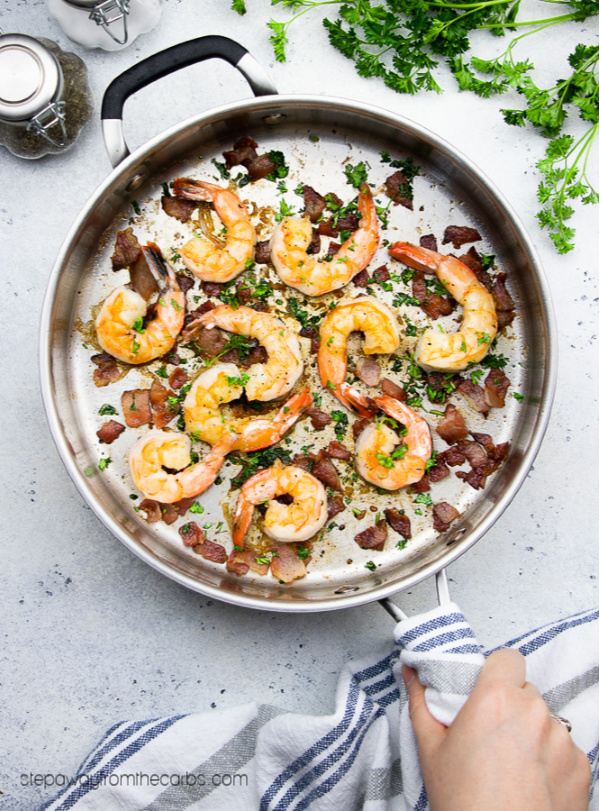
(101, 35, 277, 167)
(395, 600, 485, 726)
(382, 571, 485, 726)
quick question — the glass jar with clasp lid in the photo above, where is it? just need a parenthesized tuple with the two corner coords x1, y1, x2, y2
(46, 0, 161, 51)
(0, 34, 93, 159)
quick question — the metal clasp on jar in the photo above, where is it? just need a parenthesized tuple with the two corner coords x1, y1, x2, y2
(26, 100, 68, 147)
(88, 0, 130, 45)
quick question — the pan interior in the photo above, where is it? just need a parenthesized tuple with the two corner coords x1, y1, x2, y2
(44, 97, 553, 611)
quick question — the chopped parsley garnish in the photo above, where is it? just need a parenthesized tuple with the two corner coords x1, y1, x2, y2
(189, 502, 205, 515)
(98, 457, 111, 471)
(226, 373, 250, 387)
(365, 560, 377, 572)
(231, 446, 294, 488)
(414, 493, 433, 506)
(514, 392, 524, 402)
(211, 158, 230, 180)
(287, 297, 321, 328)
(98, 404, 117, 416)
(343, 161, 370, 189)
(266, 150, 289, 181)
(296, 544, 311, 560)
(330, 410, 349, 441)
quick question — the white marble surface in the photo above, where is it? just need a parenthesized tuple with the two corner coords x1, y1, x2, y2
(0, 1, 597, 808)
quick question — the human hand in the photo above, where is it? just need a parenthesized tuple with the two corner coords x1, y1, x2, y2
(403, 648, 591, 811)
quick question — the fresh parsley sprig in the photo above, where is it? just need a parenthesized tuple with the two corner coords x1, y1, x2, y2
(232, 0, 599, 253)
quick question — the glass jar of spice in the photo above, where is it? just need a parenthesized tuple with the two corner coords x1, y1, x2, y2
(0, 34, 93, 159)
(47, 0, 161, 51)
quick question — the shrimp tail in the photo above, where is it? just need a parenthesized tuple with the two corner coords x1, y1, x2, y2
(388, 242, 439, 273)
(142, 242, 177, 289)
(173, 177, 211, 202)
(231, 494, 254, 550)
(340, 383, 379, 419)
(272, 387, 312, 431)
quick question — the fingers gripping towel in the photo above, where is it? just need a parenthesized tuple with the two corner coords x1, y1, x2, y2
(42, 606, 598, 811)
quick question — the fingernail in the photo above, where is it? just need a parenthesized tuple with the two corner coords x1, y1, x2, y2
(402, 665, 415, 686)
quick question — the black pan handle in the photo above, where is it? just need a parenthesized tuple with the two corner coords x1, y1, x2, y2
(101, 35, 278, 168)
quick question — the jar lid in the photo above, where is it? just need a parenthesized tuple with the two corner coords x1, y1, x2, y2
(0, 34, 63, 123)
(60, 0, 104, 8)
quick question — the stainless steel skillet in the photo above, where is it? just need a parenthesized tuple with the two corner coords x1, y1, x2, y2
(39, 36, 556, 613)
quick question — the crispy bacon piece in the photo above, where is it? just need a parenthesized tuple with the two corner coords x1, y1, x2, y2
(384, 171, 413, 209)
(254, 240, 272, 265)
(96, 420, 125, 444)
(150, 376, 177, 429)
(433, 502, 460, 532)
(384, 508, 411, 539)
(241, 343, 268, 368)
(222, 135, 258, 168)
(201, 281, 225, 298)
(352, 418, 371, 440)
(176, 273, 195, 295)
(356, 357, 381, 387)
(271, 543, 307, 583)
(353, 268, 370, 288)
(420, 234, 438, 251)
(442, 225, 482, 249)
(169, 367, 188, 391)
(305, 229, 321, 255)
(179, 522, 206, 547)
(292, 453, 313, 473)
(337, 209, 359, 232)
(327, 441, 352, 460)
(458, 246, 493, 292)
(173, 496, 196, 515)
(91, 353, 127, 388)
(198, 538, 227, 563)
(312, 456, 342, 492)
(138, 499, 162, 522)
(317, 218, 339, 238)
(299, 324, 320, 353)
(121, 389, 152, 428)
(161, 195, 196, 222)
(426, 458, 450, 483)
(381, 377, 406, 402)
(111, 228, 142, 270)
(371, 266, 390, 285)
(457, 379, 490, 416)
(306, 407, 331, 430)
(484, 368, 511, 408)
(303, 185, 327, 222)
(492, 272, 516, 329)
(327, 493, 346, 521)
(436, 404, 468, 445)
(471, 433, 509, 463)
(410, 476, 431, 493)
(413, 270, 454, 319)
(355, 519, 387, 551)
(246, 153, 277, 181)
(441, 445, 466, 467)
(185, 323, 228, 356)
(226, 548, 270, 577)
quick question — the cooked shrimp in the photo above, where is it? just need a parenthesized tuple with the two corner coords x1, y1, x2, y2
(389, 242, 498, 372)
(95, 243, 185, 365)
(184, 305, 304, 401)
(183, 362, 312, 452)
(270, 184, 379, 295)
(232, 462, 328, 547)
(318, 295, 400, 417)
(173, 178, 255, 282)
(128, 428, 238, 503)
(355, 395, 432, 490)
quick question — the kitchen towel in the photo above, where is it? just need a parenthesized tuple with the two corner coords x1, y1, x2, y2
(42, 604, 598, 811)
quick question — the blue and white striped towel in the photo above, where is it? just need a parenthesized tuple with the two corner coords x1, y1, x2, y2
(43, 604, 598, 811)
